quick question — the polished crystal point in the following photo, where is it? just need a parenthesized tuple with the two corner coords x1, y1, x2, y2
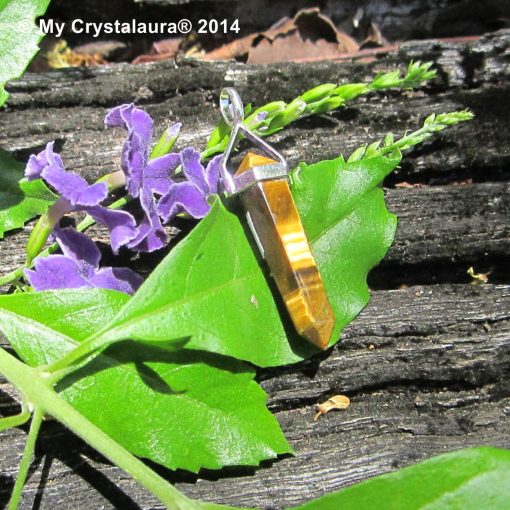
(236, 152, 335, 350)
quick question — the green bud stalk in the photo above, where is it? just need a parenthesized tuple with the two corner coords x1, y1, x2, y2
(334, 83, 368, 100)
(150, 125, 181, 159)
(267, 98, 306, 132)
(25, 199, 69, 265)
(300, 83, 336, 103)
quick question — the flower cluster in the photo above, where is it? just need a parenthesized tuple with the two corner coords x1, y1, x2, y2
(24, 104, 222, 294)
(25, 228, 143, 294)
(26, 141, 138, 253)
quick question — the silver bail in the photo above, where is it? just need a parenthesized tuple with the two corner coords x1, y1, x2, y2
(219, 88, 288, 196)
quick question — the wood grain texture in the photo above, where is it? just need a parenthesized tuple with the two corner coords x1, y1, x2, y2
(1, 284, 508, 508)
(0, 25, 508, 510)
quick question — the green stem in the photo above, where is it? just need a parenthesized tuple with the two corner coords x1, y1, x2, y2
(379, 126, 433, 155)
(0, 268, 24, 287)
(0, 347, 202, 510)
(45, 332, 105, 374)
(0, 409, 31, 432)
(8, 407, 43, 510)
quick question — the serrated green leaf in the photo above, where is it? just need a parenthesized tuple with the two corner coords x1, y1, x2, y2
(0, 0, 51, 107)
(0, 149, 57, 238)
(294, 447, 510, 510)
(96, 154, 400, 367)
(0, 289, 291, 472)
(62, 346, 291, 472)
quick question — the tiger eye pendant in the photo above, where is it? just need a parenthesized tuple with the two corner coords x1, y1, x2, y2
(219, 89, 335, 350)
(236, 153, 334, 349)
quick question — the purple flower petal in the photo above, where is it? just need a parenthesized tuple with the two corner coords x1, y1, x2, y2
(25, 142, 51, 180)
(145, 152, 181, 196)
(89, 267, 143, 295)
(123, 147, 146, 198)
(127, 187, 166, 252)
(129, 108, 154, 151)
(204, 155, 222, 194)
(24, 255, 92, 291)
(106, 105, 154, 198)
(25, 141, 68, 181)
(84, 206, 138, 254)
(125, 108, 154, 194)
(26, 142, 108, 207)
(25, 222, 143, 295)
(157, 181, 210, 222)
(53, 227, 101, 270)
(181, 148, 208, 194)
(41, 154, 108, 207)
(104, 104, 134, 128)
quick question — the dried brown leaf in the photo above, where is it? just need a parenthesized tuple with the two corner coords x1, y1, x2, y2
(314, 395, 350, 421)
(47, 41, 106, 69)
(132, 38, 182, 64)
(360, 22, 389, 49)
(467, 267, 491, 285)
(74, 41, 127, 60)
(203, 7, 358, 64)
(202, 33, 257, 61)
(395, 181, 426, 188)
(294, 7, 358, 53)
(247, 32, 343, 64)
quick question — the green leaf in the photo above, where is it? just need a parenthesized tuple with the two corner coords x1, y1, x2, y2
(0, 289, 130, 363)
(294, 447, 510, 510)
(292, 155, 399, 343)
(0, 289, 291, 472)
(0, 149, 57, 238)
(0, 0, 51, 107)
(61, 346, 291, 472)
(96, 154, 400, 367)
(97, 200, 301, 363)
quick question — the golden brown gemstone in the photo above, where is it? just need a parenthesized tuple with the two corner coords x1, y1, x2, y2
(235, 152, 335, 350)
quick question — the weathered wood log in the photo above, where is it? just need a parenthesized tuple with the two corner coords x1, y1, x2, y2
(0, 28, 508, 510)
(1, 30, 509, 186)
(1, 181, 508, 289)
(1, 284, 509, 508)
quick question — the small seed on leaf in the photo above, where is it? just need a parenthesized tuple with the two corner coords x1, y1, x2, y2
(314, 395, 350, 421)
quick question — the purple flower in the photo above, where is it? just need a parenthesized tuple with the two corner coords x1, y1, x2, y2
(105, 104, 182, 252)
(26, 142, 138, 253)
(24, 228, 143, 295)
(157, 148, 221, 222)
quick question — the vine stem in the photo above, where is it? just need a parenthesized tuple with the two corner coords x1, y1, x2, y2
(0, 408, 31, 432)
(8, 407, 43, 510)
(45, 332, 106, 374)
(0, 347, 203, 510)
